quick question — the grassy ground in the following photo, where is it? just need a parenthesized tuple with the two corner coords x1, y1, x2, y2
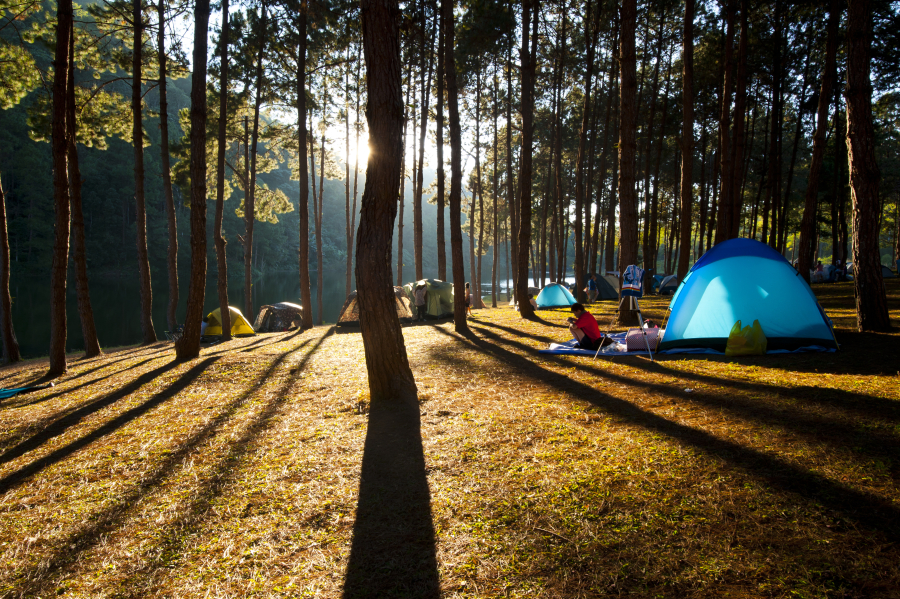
(0, 279, 899, 598)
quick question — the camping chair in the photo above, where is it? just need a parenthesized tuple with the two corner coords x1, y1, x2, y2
(594, 265, 654, 361)
(164, 325, 184, 343)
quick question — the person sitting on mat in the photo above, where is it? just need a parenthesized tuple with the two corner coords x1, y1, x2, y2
(566, 302, 603, 350)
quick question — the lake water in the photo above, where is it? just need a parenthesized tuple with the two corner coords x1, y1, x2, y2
(7, 270, 574, 359)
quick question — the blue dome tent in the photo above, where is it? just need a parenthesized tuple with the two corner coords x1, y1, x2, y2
(659, 238, 837, 352)
(535, 283, 577, 308)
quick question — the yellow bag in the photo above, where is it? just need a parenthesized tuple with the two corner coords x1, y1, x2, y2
(725, 319, 767, 357)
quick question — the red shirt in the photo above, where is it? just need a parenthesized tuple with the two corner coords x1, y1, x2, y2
(574, 311, 601, 341)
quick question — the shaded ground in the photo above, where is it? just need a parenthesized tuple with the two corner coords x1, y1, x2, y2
(0, 278, 898, 598)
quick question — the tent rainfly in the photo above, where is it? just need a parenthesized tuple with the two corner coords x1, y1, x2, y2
(403, 279, 455, 319)
(338, 286, 416, 326)
(254, 302, 304, 332)
(206, 306, 256, 337)
(535, 283, 577, 308)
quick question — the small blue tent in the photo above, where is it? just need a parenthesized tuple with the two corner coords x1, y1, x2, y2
(659, 238, 837, 352)
(535, 283, 577, 308)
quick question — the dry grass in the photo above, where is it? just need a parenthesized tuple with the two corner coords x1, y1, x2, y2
(0, 279, 899, 598)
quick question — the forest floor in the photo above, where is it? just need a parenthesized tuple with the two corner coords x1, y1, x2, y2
(1, 279, 899, 598)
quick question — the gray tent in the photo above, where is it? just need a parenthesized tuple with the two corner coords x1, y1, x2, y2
(254, 302, 304, 332)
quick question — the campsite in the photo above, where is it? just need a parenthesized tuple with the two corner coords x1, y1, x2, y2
(0, 278, 898, 597)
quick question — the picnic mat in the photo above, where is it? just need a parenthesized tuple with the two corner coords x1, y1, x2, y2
(539, 331, 836, 357)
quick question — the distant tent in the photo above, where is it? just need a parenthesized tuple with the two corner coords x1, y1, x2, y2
(603, 275, 620, 292)
(882, 265, 896, 279)
(650, 274, 666, 293)
(254, 302, 304, 332)
(594, 276, 619, 300)
(659, 238, 837, 352)
(206, 306, 256, 337)
(535, 283, 576, 308)
(659, 275, 680, 295)
(403, 279, 455, 319)
(339, 286, 415, 326)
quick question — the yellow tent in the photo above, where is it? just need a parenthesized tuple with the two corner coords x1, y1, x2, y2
(205, 306, 256, 336)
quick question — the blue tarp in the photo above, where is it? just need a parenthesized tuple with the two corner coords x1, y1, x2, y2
(659, 238, 838, 352)
(535, 283, 577, 308)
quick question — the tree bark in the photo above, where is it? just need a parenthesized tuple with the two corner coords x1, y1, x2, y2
(0, 175, 20, 363)
(133, 0, 156, 344)
(443, 0, 466, 331)
(159, 0, 179, 333)
(175, 0, 210, 361)
(397, 71, 411, 287)
(729, 0, 748, 238)
(574, 0, 598, 301)
(297, 2, 312, 329)
(414, 19, 435, 280)
(67, 29, 101, 358)
(765, 0, 784, 248)
(491, 70, 499, 307)
(714, 1, 735, 245)
(846, 0, 891, 331)
(244, 1, 267, 322)
(436, 15, 446, 280)
(214, 0, 232, 340)
(515, 0, 537, 320)
(617, 0, 638, 325)
(677, 0, 694, 280)
(356, 0, 417, 403)
(48, 0, 73, 376)
(799, 0, 838, 283)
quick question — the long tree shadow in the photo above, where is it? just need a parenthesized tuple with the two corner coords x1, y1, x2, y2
(433, 325, 900, 542)
(0, 356, 161, 415)
(9, 335, 321, 596)
(0, 357, 217, 493)
(342, 398, 440, 598)
(477, 324, 900, 460)
(483, 319, 900, 425)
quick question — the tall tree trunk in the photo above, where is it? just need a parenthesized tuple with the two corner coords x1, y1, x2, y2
(397, 67, 411, 287)
(67, 30, 101, 357)
(316, 127, 325, 324)
(797, 0, 841, 283)
(574, 0, 598, 300)
(0, 175, 19, 363)
(714, 1, 735, 244)
(48, 0, 73, 376)
(159, 0, 178, 333)
(436, 15, 446, 280)
(515, 0, 537, 319)
(491, 71, 499, 307)
(175, 0, 210, 361)
(506, 46, 518, 295)
(617, 0, 638, 325)
(133, 0, 156, 344)
(677, 0, 694, 279)
(640, 14, 666, 279)
(729, 0, 748, 238)
(414, 20, 435, 281)
(348, 48, 356, 292)
(475, 71, 484, 305)
(846, 0, 890, 331)
(297, 2, 312, 329)
(649, 57, 673, 275)
(442, 0, 466, 330)
(780, 41, 813, 254)
(351, 52, 362, 287)
(214, 0, 231, 340)
(696, 127, 708, 257)
(244, 2, 267, 322)
(766, 0, 784, 248)
(355, 0, 417, 402)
